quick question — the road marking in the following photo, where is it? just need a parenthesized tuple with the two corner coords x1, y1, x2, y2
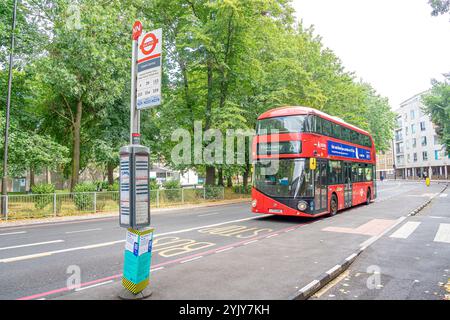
(0, 240, 124, 263)
(2, 217, 263, 263)
(74, 280, 113, 292)
(434, 224, 450, 244)
(215, 247, 233, 254)
(390, 222, 421, 239)
(243, 240, 258, 245)
(0, 240, 64, 252)
(266, 234, 279, 239)
(65, 228, 102, 234)
(151, 267, 164, 272)
(180, 256, 203, 264)
(324, 219, 398, 236)
(0, 231, 27, 236)
(154, 216, 262, 238)
(198, 212, 222, 217)
(17, 222, 312, 300)
(439, 193, 448, 198)
(360, 216, 407, 248)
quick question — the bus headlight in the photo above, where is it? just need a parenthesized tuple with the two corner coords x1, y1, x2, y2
(252, 200, 258, 208)
(297, 201, 308, 211)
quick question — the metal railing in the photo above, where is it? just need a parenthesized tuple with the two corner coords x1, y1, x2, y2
(0, 187, 250, 221)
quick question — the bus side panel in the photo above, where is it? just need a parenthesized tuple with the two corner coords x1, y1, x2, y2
(352, 182, 373, 205)
(328, 185, 346, 211)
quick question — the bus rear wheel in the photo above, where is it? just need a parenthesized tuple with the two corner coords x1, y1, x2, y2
(329, 194, 338, 216)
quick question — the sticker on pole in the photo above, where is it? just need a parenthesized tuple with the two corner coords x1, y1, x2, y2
(136, 28, 162, 110)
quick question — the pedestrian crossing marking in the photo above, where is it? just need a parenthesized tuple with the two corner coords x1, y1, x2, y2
(390, 222, 421, 239)
(439, 194, 448, 198)
(434, 224, 450, 244)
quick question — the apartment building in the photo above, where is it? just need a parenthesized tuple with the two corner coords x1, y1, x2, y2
(393, 91, 449, 180)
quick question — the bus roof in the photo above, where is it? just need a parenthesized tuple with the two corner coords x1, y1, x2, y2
(258, 106, 371, 136)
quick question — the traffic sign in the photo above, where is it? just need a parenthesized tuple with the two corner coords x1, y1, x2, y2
(132, 21, 142, 41)
(136, 28, 162, 110)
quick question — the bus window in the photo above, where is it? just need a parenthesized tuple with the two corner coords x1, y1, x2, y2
(365, 165, 373, 181)
(328, 160, 343, 185)
(323, 120, 332, 136)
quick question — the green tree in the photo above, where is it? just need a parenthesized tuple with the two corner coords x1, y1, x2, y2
(422, 77, 450, 151)
(429, 0, 450, 17)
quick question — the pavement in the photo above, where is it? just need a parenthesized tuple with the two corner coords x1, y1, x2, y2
(0, 181, 447, 300)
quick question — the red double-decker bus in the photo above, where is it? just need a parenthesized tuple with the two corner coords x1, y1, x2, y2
(251, 106, 377, 218)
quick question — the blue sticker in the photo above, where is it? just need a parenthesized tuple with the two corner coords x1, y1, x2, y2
(133, 242, 139, 256)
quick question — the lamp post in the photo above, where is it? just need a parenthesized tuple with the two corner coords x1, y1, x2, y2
(2, 0, 18, 216)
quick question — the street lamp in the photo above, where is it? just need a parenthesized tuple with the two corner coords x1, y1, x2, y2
(2, 0, 19, 216)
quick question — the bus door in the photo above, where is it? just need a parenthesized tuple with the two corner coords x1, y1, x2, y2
(343, 162, 353, 208)
(313, 159, 328, 213)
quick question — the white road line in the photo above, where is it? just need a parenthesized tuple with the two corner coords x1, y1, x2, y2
(151, 267, 165, 272)
(0, 240, 124, 263)
(266, 234, 279, 239)
(65, 228, 102, 234)
(198, 212, 221, 217)
(180, 256, 203, 264)
(390, 222, 421, 239)
(0, 240, 64, 251)
(439, 193, 448, 198)
(215, 247, 233, 254)
(75, 280, 113, 292)
(243, 240, 258, 245)
(0, 231, 26, 236)
(434, 224, 450, 244)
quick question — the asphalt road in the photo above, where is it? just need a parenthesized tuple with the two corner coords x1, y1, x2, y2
(0, 181, 446, 300)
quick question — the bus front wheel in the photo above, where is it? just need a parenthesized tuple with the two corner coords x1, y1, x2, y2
(330, 194, 338, 216)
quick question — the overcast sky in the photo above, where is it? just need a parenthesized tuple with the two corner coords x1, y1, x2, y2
(292, 0, 450, 109)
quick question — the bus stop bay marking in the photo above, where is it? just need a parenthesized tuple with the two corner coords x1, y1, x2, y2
(153, 236, 215, 258)
(198, 225, 273, 239)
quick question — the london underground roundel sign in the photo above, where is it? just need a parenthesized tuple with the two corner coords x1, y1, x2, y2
(139, 33, 158, 56)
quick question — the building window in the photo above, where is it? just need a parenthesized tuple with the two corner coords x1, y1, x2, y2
(407, 154, 411, 163)
(412, 138, 417, 148)
(420, 122, 426, 131)
(404, 113, 408, 121)
(421, 136, 427, 147)
(411, 124, 416, 134)
(410, 110, 415, 119)
(423, 151, 428, 161)
(405, 127, 409, 136)
(413, 153, 418, 162)
(435, 150, 440, 160)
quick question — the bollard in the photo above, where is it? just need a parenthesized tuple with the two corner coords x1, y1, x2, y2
(426, 177, 430, 187)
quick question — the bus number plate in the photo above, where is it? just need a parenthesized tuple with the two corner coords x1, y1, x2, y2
(269, 209, 283, 214)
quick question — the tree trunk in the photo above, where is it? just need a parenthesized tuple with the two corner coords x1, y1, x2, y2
(218, 167, 224, 186)
(30, 167, 35, 189)
(243, 162, 251, 190)
(205, 166, 215, 186)
(107, 163, 115, 185)
(71, 100, 82, 191)
(46, 167, 51, 185)
(227, 176, 233, 188)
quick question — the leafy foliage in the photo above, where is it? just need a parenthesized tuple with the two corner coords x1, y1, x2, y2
(422, 77, 450, 151)
(31, 183, 55, 210)
(73, 182, 97, 211)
